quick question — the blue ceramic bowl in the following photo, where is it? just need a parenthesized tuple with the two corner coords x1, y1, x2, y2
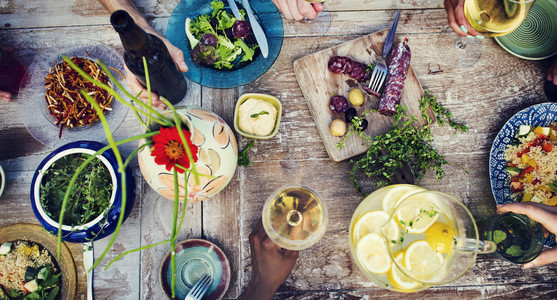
(30, 141, 135, 243)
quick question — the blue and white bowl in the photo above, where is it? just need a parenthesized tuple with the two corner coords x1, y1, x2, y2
(30, 141, 135, 243)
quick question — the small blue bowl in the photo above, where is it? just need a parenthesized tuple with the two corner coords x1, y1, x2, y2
(30, 141, 135, 243)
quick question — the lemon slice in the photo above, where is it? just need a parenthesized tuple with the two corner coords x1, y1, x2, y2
(356, 233, 391, 274)
(353, 210, 399, 244)
(404, 240, 444, 280)
(395, 193, 439, 234)
(382, 184, 427, 214)
(425, 222, 454, 254)
(388, 251, 420, 291)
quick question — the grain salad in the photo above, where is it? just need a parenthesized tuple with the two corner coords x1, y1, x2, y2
(504, 124, 557, 205)
(0, 241, 60, 299)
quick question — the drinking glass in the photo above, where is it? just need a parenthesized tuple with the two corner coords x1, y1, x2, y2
(349, 185, 496, 292)
(437, 0, 536, 68)
(262, 185, 328, 250)
(292, 0, 331, 36)
(476, 212, 544, 264)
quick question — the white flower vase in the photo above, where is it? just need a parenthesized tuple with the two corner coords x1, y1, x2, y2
(138, 107, 238, 202)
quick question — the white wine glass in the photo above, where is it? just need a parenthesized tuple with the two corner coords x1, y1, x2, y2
(262, 185, 328, 250)
(437, 0, 536, 68)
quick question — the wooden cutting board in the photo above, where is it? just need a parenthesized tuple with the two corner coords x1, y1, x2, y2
(293, 29, 434, 162)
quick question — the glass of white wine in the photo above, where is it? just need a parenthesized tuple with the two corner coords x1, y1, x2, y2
(437, 0, 535, 68)
(262, 185, 328, 250)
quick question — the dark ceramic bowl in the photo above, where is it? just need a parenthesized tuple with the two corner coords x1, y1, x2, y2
(30, 141, 135, 243)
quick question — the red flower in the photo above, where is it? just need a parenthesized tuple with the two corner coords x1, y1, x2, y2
(151, 127, 199, 174)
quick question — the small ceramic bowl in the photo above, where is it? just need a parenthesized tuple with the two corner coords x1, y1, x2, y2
(234, 93, 282, 139)
(0, 164, 5, 198)
(30, 141, 136, 243)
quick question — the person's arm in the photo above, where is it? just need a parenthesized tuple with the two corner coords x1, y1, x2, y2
(98, 0, 188, 109)
(547, 60, 557, 85)
(270, 0, 324, 20)
(443, 0, 483, 38)
(244, 220, 299, 299)
(498, 202, 557, 268)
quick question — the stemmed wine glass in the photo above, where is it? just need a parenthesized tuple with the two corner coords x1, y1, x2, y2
(262, 185, 328, 250)
(437, 0, 536, 68)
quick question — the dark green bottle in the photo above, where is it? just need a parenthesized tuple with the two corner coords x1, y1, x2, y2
(110, 10, 187, 105)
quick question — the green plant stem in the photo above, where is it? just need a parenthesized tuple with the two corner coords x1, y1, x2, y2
(142, 57, 154, 128)
(104, 239, 170, 269)
(170, 169, 179, 298)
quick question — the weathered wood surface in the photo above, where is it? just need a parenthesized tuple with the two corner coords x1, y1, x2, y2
(1, 1, 556, 299)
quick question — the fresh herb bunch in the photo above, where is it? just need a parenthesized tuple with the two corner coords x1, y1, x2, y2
(40, 153, 112, 226)
(344, 91, 467, 194)
(185, 0, 258, 70)
(393, 208, 439, 245)
(238, 140, 255, 167)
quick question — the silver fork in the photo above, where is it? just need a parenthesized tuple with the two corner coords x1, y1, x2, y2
(185, 274, 213, 300)
(367, 9, 401, 95)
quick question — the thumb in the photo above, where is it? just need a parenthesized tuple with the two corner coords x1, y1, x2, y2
(523, 247, 557, 269)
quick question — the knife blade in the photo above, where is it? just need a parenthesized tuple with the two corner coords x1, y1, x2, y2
(383, 9, 401, 58)
(83, 242, 94, 300)
(241, 0, 269, 58)
(226, 0, 242, 20)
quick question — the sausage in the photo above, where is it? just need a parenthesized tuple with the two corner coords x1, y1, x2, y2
(378, 38, 411, 116)
(328, 56, 370, 82)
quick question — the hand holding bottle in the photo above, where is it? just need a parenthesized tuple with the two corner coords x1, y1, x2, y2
(498, 202, 557, 268)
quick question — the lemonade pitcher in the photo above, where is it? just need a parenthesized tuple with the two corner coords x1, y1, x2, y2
(349, 185, 497, 292)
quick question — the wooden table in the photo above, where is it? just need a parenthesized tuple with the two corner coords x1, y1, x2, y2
(1, 0, 556, 299)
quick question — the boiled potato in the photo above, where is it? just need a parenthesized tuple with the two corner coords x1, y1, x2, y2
(348, 88, 364, 106)
(330, 119, 346, 136)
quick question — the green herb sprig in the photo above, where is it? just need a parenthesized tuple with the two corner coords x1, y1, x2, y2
(238, 140, 255, 167)
(342, 91, 467, 194)
(251, 111, 269, 118)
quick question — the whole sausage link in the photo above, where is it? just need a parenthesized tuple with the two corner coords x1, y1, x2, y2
(378, 38, 411, 116)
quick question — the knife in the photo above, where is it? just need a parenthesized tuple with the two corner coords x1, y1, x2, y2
(227, 0, 269, 58)
(383, 9, 401, 58)
(83, 242, 94, 300)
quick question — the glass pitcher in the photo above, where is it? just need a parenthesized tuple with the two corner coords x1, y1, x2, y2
(348, 185, 496, 292)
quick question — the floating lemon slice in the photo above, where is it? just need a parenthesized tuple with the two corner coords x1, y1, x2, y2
(382, 184, 427, 214)
(353, 210, 399, 244)
(395, 193, 439, 234)
(388, 251, 420, 291)
(425, 222, 455, 254)
(356, 233, 391, 275)
(404, 240, 444, 280)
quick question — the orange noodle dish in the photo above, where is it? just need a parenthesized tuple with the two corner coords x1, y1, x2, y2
(504, 124, 557, 205)
(44, 56, 113, 138)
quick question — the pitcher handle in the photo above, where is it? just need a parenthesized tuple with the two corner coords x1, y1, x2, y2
(456, 238, 497, 254)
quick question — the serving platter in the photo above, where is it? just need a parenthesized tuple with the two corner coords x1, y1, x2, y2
(0, 223, 77, 300)
(489, 102, 557, 247)
(167, 0, 283, 88)
(18, 43, 129, 149)
(293, 29, 434, 162)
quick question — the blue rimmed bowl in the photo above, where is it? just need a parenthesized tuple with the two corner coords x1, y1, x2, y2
(30, 141, 135, 243)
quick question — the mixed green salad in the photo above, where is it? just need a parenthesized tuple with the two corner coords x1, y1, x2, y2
(186, 0, 258, 70)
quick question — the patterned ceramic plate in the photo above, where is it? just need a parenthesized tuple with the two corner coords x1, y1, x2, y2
(159, 239, 231, 300)
(494, 0, 557, 60)
(489, 102, 557, 246)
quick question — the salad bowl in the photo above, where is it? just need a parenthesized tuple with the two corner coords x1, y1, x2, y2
(167, 0, 284, 88)
(30, 141, 136, 243)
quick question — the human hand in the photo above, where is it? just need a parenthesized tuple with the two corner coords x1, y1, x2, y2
(497, 202, 557, 269)
(0, 91, 11, 102)
(443, 0, 483, 38)
(244, 220, 299, 300)
(125, 29, 188, 110)
(271, 0, 324, 21)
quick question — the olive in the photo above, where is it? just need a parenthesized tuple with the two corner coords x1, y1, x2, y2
(329, 119, 347, 136)
(345, 107, 357, 122)
(356, 118, 368, 131)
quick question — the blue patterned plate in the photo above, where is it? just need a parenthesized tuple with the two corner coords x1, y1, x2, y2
(489, 102, 557, 247)
(167, 0, 283, 88)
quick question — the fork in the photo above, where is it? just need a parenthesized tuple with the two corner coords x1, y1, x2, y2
(185, 274, 213, 300)
(367, 9, 401, 95)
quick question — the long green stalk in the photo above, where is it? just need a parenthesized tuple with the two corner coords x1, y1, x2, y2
(170, 169, 179, 298)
